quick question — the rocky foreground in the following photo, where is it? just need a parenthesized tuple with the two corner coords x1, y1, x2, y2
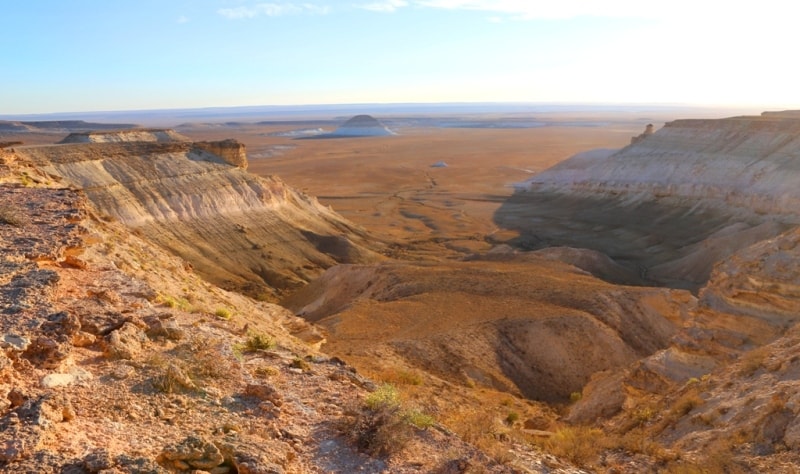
(0, 145, 585, 473)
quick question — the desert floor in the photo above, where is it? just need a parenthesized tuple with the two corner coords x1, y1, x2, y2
(180, 116, 653, 257)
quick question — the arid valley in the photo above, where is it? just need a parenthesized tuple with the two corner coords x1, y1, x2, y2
(2, 105, 800, 473)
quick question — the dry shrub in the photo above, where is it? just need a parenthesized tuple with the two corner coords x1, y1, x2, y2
(373, 367, 425, 386)
(738, 346, 770, 376)
(345, 384, 436, 457)
(673, 390, 705, 417)
(350, 384, 412, 456)
(541, 426, 606, 467)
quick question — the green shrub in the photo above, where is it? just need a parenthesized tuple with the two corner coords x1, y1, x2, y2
(404, 409, 436, 429)
(505, 411, 520, 425)
(214, 308, 232, 320)
(245, 332, 275, 352)
(365, 384, 401, 411)
(350, 384, 435, 457)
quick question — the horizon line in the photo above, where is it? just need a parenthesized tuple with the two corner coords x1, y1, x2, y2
(0, 101, 774, 120)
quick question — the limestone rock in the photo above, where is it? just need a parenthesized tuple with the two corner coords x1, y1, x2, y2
(103, 322, 147, 360)
(22, 336, 70, 369)
(1, 334, 30, 352)
(244, 383, 283, 407)
(146, 317, 185, 341)
(158, 436, 224, 471)
(194, 139, 248, 169)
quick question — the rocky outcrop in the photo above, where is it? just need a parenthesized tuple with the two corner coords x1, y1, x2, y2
(700, 226, 800, 324)
(18, 141, 382, 300)
(194, 138, 248, 169)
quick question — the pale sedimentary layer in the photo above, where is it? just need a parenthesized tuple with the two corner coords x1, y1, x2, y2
(19, 140, 381, 300)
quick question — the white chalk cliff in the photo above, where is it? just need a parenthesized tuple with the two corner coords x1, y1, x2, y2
(525, 112, 800, 221)
(496, 112, 800, 289)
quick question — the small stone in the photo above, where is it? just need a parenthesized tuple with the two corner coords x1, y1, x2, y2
(41, 373, 76, 388)
(111, 364, 135, 380)
(1, 334, 30, 352)
(0, 438, 26, 462)
(72, 331, 97, 347)
(103, 323, 147, 360)
(84, 448, 114, 472)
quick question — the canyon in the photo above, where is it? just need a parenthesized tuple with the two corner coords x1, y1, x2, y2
(1, 108, 800, 472)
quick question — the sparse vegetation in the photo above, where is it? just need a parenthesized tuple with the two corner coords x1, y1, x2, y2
(290, 357, 311, 371)
(157, 294, 192, 311)
(347, 383, 436, 457)
(541, 426, 606, 467)
(505, 411, 519, 425)
(244, 332, 276, 352)
(214, 307, 232, 320)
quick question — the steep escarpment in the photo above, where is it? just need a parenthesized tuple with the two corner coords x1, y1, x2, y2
(526, 115, 800, 217)
(18, 140, 383, 301)
(497, 113, 800, 289)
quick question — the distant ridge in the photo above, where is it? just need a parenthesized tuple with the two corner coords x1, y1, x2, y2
(0, 120, 137, 133)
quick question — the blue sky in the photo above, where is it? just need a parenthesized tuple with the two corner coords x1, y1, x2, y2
(3, 1, 799, 114)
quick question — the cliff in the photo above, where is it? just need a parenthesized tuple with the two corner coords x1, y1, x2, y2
(525, 114, 800, 220)
(18, 139, 383, 301)
(496, 113, 800, 289)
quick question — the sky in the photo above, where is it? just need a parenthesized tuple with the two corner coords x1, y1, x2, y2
(3, 0, 800, 114)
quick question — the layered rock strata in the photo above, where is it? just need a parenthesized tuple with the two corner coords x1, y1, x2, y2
(19, 139, 382, 300)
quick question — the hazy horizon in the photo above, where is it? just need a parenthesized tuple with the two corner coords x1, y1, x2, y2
(3, 1, 799, 115)
(0, 101, 768, 126)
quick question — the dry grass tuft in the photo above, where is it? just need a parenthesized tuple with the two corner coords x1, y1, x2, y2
(541, 426, 606, 467)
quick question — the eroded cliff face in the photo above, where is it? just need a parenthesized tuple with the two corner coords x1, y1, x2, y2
(19, 140, 382, 301)
(525, 114, 800, 220)
(497, 113, 800, 290)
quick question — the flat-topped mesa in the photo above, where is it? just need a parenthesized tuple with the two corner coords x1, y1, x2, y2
(193, 139, 247, 169)
(59, 128, 190, 144)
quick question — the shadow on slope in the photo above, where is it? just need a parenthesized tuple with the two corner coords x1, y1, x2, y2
(493, 189, 789, 291)
(283, 259, 693, 403)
